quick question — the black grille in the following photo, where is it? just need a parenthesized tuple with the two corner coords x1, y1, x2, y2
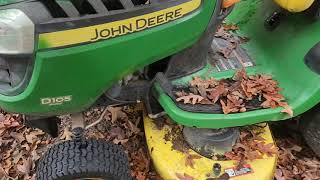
(0, 56, 31, 95)
(41, 0, 152, 18)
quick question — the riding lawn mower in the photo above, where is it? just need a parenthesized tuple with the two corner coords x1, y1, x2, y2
(0, 0, 319, 179)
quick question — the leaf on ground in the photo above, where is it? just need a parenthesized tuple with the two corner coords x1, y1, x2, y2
(176, 93, 204, 105)
(176, 173, 194, 180)
(274, 169, 286, 180)
(107, 106, 127, 123)
(25, 130, 44, 144)
(185, 154, 202, 169)
(12, 149, 24, 165)
(60, 127, 73, 140)
(17, 157, 32, 175)
(0, 166, 5, 179)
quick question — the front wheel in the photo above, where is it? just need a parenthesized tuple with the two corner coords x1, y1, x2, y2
(36, 139, 131, 180)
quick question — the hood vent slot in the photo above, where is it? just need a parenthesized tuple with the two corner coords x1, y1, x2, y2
(40, 0, 153, 18)
(87, 0, 109, 14)
(70, 0, 97, 15)
(102, 0, 124, 11)
(41, 0, 68, 18)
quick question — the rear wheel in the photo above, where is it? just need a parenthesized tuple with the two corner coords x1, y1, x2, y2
(36, 139, 131, 180)
(300, 106, 320, 158)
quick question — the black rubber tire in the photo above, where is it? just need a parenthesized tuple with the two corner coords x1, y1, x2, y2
(36, 139, 131, 180)
(300, 106, 320, 158)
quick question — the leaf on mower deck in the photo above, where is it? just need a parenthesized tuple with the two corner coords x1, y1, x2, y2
(185, 153, 202, 169)
(223, 23, 240, 30)
(215, 27, 232, 39)
(199, 98, 213, 105)
(220, 99, 242, 114)
(245, 150, 263, 161)
(233, 68, 248, 81)
(60, 127, 73, 140)
(253, 142, 278, 157)
(176, 173, 194, 180)
(176, 93, 204, 105)
(208, 84, 226, 103)
(280, 105, 293, 117)
(176, 90, 188, 97)
(224, 151, 242, 161)
(218, 47, 234, 58)
(189, 76, 217, 89)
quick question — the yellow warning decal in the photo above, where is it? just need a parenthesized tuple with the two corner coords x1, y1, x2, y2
(39, 0, 201, 49)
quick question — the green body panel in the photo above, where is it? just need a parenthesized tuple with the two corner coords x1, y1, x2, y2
(0, 0, 24, 5)
(0, 0, 217, 116)
(155, 0, 320, 128)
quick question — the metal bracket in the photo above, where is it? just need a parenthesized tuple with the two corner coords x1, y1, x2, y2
(71, 113, 85, 129)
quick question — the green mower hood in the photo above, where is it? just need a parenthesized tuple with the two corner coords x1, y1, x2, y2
(0, 0, 25, 5)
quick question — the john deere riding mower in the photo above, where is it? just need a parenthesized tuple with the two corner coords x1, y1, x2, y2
(0, 0, 319, 179)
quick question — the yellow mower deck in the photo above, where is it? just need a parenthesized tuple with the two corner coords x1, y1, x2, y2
(144, 116, 277, 180)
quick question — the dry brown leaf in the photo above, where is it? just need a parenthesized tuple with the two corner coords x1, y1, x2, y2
(176, 93, 204, 105)
(17, 157, 32, 175)
(223, 23, 240, 30)
(60, 127, 73, 140)
(185, 154, 202, 169)
(208, 84, 226, 103)
(107, 106, 127, 123)
(10, 132, 25, 143)
(218, 47, 234, 58)
(189, 77, 217, 88)
(176, 173, 194, 180)
(0, 166, 5, 179)
(281, 105, 293, 117)
(176, 91, 188, 97)
(12, 149, 24, 165)
(25, 130, 44, 144)
(275, 169, 285, 180)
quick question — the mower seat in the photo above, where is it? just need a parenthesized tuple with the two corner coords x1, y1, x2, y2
(274, 0, 315, 12)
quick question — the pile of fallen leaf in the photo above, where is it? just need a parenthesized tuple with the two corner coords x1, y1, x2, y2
(175, 69, 293, 116)
(272, 122, 320, 180)
(0, 106, 159, 180)
(224, 125, 278, 165)
(0, 112, 49, 179)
